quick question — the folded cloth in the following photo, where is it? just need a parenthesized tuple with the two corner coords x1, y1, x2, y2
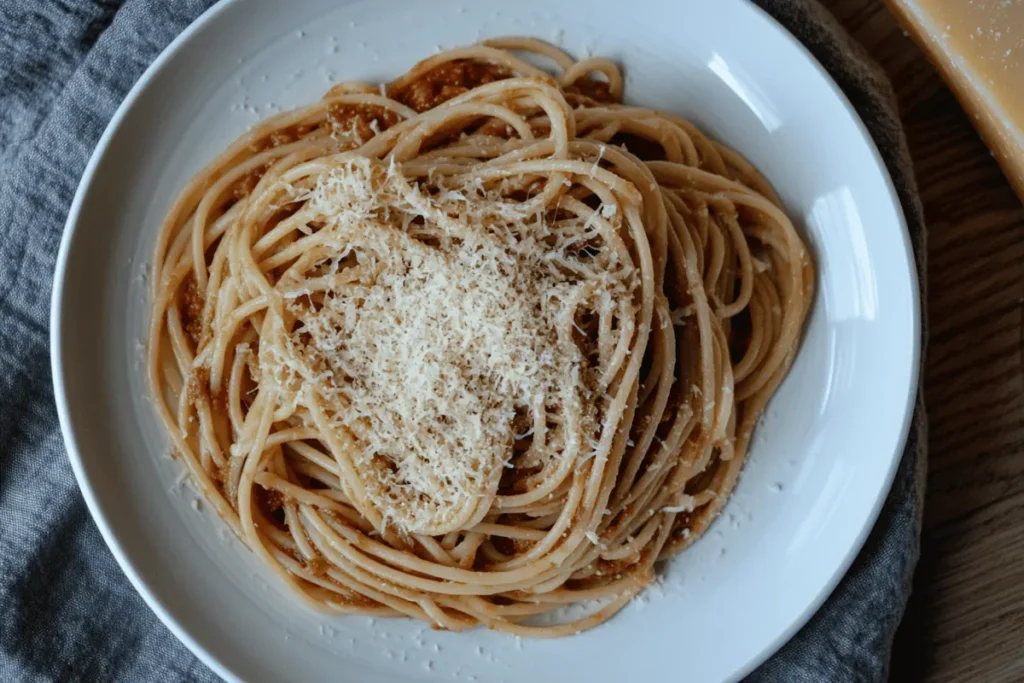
(0, 0, 926, 680)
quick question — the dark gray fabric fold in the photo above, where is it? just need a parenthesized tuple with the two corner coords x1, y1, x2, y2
(0, 1, 925, 681)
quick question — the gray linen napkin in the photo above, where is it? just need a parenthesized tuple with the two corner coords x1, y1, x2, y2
(0, 1, 926, 681)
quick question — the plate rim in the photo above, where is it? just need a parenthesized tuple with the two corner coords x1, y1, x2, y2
(49, 1, 922, 681)
(50, 1, 243, 680)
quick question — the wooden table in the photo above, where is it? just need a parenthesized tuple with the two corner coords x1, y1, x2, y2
(818, 1, 1024, 681)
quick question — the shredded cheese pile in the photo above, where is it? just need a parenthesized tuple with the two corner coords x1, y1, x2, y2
(271, 158, 633, 534)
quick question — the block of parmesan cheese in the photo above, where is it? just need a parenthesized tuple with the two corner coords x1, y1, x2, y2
(885, 0, 1024, 201)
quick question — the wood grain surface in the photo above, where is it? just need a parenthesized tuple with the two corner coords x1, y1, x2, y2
(818, 1, 1024, 681)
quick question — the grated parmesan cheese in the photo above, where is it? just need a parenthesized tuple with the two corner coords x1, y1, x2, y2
(263, 157, 636, 534)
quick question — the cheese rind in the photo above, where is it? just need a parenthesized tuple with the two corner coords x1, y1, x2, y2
(886, 0, 1024, 200)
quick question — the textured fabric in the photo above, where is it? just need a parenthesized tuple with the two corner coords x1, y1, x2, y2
(0, 1, 926, 681)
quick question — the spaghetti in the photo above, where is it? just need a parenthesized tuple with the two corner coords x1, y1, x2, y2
(148, 38, 813, 636)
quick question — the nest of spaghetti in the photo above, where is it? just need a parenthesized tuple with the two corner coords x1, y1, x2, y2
(148, 38, 813, 636)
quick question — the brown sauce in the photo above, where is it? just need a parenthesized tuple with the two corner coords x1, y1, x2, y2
(387, 60, 512, 112)
(187, 367, 210, 404)
(305, 556, 328, 577)
(231, 162, 271, 200)
(564, 77, 617, 104)
(181, 273, 205, 346)
(249, 122, 320, 153)
(326, 102, 400, 142)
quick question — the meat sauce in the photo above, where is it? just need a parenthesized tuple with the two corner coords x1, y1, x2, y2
(387, 60, 512, 112)
(181, 273, 205, 346)
(231, 162, 271, 200)
(326, 102, 400, 142)
(564, 77, 617, 104)
(228, 62, 614, 201)
(249, 121, 321, 154)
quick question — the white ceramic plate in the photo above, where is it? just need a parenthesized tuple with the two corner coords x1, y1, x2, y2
(51, 0, 920, 681)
